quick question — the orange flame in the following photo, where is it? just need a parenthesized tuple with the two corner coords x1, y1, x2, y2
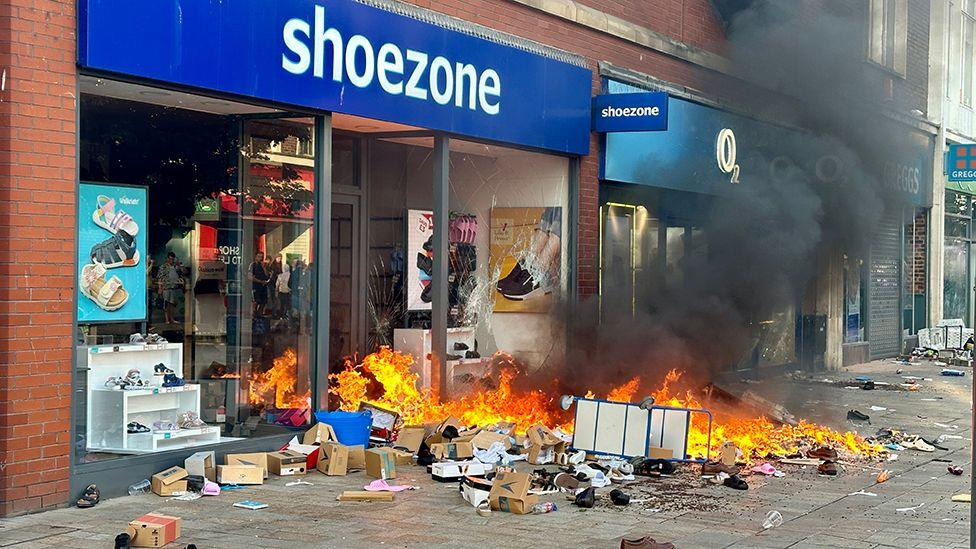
(248, 348, 311, 410)
(331, 349, 881, 460)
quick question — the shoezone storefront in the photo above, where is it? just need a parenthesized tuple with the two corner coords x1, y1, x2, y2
(74, 0, 590, 494)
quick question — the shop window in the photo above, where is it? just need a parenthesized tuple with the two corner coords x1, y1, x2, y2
(944, 191, 975, 325)
(867, 0, 907, 76)
(77, 80, 316, 464)
(903, 209, 927, 335)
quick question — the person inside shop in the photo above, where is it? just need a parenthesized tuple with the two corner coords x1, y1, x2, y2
(276, 253, 291, 319)
(156, 252, 185, 325)
(248, 251, 271, 316)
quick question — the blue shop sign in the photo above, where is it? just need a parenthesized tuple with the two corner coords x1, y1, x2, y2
(592, 92, 668, 133)
(78, 0, 592, 155)
(601, 80, 932, 207)
(947, 144, 976, 182)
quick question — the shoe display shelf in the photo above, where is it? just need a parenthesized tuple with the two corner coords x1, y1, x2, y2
(392, 327, 476, 392)
(84, 343, 219, 454)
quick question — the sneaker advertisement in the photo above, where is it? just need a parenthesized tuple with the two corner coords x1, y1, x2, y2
(490, 207, 562, 313)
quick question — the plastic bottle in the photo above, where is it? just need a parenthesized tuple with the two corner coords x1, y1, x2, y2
(531, 502, 557, 514)
(128, 479, 151, 495)
(762, 510, 783, 529)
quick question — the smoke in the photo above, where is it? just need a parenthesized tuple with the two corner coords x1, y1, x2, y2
(533, 0, 911, 396)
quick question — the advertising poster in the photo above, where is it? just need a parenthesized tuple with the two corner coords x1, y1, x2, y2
(406, 209, 434, 311)
(76, 182, 148, 323)
(490, 207, 562, 313)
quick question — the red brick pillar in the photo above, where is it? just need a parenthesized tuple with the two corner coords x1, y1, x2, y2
(0, 0, 77, 516)
(576, 70, 601, 301)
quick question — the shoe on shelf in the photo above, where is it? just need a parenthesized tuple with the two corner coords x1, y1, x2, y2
(152, 420, 179, 432)
(126, 422, 150, 434)
(128, 333, 145, 344)
(178, 411, 207, 429)
(162, 373, 185, 388)
(153, 363, 175, 376)
(105, 377, 126, 390)
(453, 342, 469, 351)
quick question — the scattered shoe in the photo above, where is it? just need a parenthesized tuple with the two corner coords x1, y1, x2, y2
(126, 422, 150, 434)
(636, 458, 676, 477)
(114, 532, 131, 549)
(590, 471, 611, 488)
(817, 461, 838, 476)
(574, 486, 595, 508)
(723, 474, 749, 490)
(949, 465, 964, 476)
(572, 463, 601, 480)
(609, 488, 630, 505)
(620, 537, 675, 549)
(701, 460, 739, 476)
(77, 484, 100, 508)
(708, 472, 730, 485)
(847, 409, 870, 422)
(153, 363, 175, 375)
(902, 437, 935, 452)
(807, 446, 838, 460)
(553, 472, 582, 492)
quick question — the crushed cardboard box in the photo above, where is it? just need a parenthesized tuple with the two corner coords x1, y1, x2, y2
(127, 513, 181, 548)
(225, 453, 269, 479)
(267, 450, 307, 476)
(317, 443, 349, 476)
(217, 464, 264, 485)
(365, 447, 397, 479)
(429, 441, 474, 460)
(526, 424, 566, 464)
(347, 445, 367, 471)
(471, 430, 511, 450)
(393, 427, 427, 453)
(488, 471, 538, 514)
(151, 466, 188, 497)
(425, 416, 464, 445)
(184, 451, 216, 482)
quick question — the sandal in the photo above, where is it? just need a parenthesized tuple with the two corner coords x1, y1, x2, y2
(76, 484, 100, 508)
(80, 262, 129, 311)
(127, 422, 150, 434)
(93, 195, 139, 236)
(90, 230, 139, 269)
(723, 474, 749, 490)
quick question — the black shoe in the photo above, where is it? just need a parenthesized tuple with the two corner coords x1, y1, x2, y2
(496, 262, 543, 301)
(609, 489, 630, 505)
(446, 354, 462, 361)
(847, 409, 870, 422)
(421, 283, 432, 303)
(465, 351, 481, 359)
(153, 363, 174, 375)
(417, 253, 433, 276)
(723, 474, 748, 490)
(126, 422, 150, 434)
(114, 533, 131, 549)
(453, 342, 469, 351)
(574, 486, 596, 508)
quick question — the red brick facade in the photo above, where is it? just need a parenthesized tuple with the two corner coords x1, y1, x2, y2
(0, 0, 77, 515)
(0, 0, 737, 515)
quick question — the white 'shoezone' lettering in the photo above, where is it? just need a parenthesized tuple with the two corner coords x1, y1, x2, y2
(601, 105, 661, 118)
(282, 5, 501, 115)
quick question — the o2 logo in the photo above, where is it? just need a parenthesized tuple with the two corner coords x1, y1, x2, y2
(716, 128, 740, 184)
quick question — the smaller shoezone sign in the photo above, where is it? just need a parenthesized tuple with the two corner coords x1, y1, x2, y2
(592, 92, 669, 133)
(947, 144, 976, 182)
(76, 182, 148, 323)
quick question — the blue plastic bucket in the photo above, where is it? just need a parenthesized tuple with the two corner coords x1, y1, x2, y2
(314, 410, 372, 446)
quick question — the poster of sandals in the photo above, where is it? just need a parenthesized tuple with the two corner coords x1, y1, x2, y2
(76, 182, 148, 323)
(490, 207, 562, 313)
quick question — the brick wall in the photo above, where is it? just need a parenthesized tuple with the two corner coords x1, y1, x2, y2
(573, 0, 728, 54)
(0, 0, 77, 516)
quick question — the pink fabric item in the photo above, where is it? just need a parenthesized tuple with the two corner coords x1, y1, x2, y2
(750, 462, 780, 476)
(202, 480, 221, 496)
(363, 479, 414, 492)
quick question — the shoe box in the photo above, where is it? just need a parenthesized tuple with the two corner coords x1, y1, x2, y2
(150, 466, 188, 496)
(225, 453, 269, 479)
(488, 471, 538, 514)
(127, 513, 182, 548)
(428, 459, 493, 482)
(267, 449, 307, 476)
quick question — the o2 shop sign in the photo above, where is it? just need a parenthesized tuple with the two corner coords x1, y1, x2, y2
(714, 127, 849, 186)
(592, 92, 668, 133)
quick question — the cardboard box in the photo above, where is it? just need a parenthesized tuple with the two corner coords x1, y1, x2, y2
(647, 446, 675, 460)
(425, 416, 464, 445)
(267, 450, 307, 476)
(128, 513, 182, 547)
(470, 430, 511, 450)
(430, 460, 493, 482)
(225, 453, 269, 479)
(303, 422, 339, 446)
(452, 427, 482, 443)
(150, 466, 188, 497)
(460, 475, 493, 507)
(217, 464, 264, 485)
(389, 448, 414, 466)
(317, 443, 349, 476)
(283, 436, 321, 469)
(184, 451, 216, 482)
(488, 471, 538, 514)
(365, 447, 397, 479)
(526, 424, 566, 464)
(429, 441, 474, 460)
(347, 445, 366, 470)
(393, 427, 427, 453)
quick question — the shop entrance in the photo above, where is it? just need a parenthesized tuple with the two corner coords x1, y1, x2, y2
(330, 194, 362, 369)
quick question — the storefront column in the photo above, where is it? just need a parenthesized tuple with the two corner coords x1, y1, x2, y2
(817, 250, 844, 370)
(314, 114, 333, 411)
(431, 136, 450, 399)
(928, 133, 946, 327)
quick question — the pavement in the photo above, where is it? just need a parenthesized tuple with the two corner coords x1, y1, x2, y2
(0, 358, 973, 548)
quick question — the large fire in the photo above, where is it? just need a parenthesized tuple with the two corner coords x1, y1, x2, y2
(331, 347, 882, 461)
(248, 348, 311, 411)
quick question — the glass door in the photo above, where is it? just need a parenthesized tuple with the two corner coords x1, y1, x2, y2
(331, 194, 361, 368)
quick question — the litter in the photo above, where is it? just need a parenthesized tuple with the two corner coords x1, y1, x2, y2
(941, 369, 965, 376)
(876, 470, 891, 483)
(869, 406, 887, 412)
(285, 479, 314, 487)
(337, 491, 395, 502)
(364, 479, 417, 492)
(951, 493, 971, 503)
(848, 490, 877, 497)
(934, 423, 958, 430)
(847, 410, 870, 422)
(232, 500, 268, 510)
(937, 434, 964, 443)
(948, 465, 963, 476)
(896, 503, 925, 513)
(750, 462, 785, 477)
(884, 443, 905, 451)
(761, 510, 783, 529)
(171, 492, 201, 501)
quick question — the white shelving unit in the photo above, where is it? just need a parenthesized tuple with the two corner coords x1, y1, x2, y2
(392, 327, 480, 393)
(84, 343, 220, 454)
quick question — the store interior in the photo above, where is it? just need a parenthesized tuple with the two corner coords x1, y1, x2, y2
(76, 76, 570, 463)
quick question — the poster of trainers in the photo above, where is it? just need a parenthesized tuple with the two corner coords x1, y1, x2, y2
(490, 207, 562, 313)
(406, 209, 434, 311)
(76, 182, 148, 323)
